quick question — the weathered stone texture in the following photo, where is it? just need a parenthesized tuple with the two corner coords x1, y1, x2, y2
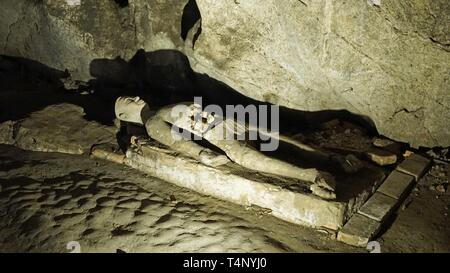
(377, 170, 415, 200)
(337, 213, 381, 247)
(358, 192, 398, 222)
(0, 0, 188, 80)
(1, 0, 449, 147)
(189, 0, 450, 148)
(396, 153, 431, 181)
(5, 104, 117, 154)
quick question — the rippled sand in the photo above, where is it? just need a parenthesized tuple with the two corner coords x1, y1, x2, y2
(0, 145, 360, 253)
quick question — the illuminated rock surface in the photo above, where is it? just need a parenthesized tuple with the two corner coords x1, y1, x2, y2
(1, 0, 449, 147)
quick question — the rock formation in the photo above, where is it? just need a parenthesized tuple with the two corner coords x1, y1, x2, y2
(1, 0, 449, 147)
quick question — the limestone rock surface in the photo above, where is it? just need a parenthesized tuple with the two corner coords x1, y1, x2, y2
(1, 0, 449, 147)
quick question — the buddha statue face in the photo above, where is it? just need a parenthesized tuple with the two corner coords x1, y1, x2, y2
(115, 96, 147, 124)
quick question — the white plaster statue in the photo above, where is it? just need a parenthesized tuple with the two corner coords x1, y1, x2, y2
(115, 96, 361, 200)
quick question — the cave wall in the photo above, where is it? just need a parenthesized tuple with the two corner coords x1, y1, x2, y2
(0, 0, 188, 80)
(188, 0, 450, 148)
(0, 0, 449, 148)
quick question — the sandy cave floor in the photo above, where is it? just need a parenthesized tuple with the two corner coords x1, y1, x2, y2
(0, 144, 448, 253)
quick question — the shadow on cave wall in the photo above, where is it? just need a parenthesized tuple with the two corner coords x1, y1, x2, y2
(0, 50, 378, 137)
(87, 49, 378, 136)
(181, 0, 202, 48)
(0, 0, 377, 135)
(0, 55, 115, 125)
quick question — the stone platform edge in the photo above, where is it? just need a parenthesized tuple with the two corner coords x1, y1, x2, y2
(124, 147, 347, 230)
(337, 154, 431, 247)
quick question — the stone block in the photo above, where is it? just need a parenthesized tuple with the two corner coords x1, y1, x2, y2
(337, 213, 381, 247)
(372, 138, 403, 155)
(366, 147, 397, 166)
(358, 192, 398, 222)
(396, 154, 431, 181)
(125, 145, 375, 230)
(377, 170, 415, 200)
